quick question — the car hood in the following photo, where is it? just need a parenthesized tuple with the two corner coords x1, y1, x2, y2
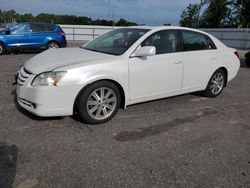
(24, 48, 113, 74)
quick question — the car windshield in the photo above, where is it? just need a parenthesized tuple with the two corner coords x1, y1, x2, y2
(82, 28, 150, 55)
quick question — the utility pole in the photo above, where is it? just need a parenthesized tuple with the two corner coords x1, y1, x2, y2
(197, 0, 207, 27)
(108, 0, 115, 26)
(112, 7, 115, 26)
(108, 0, 111, 17)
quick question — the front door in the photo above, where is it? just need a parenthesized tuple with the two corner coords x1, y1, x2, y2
(5, 23, 29, 47)
(129, 30, 183, 103)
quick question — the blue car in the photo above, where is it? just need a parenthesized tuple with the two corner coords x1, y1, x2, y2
(0, 22, 67, 55)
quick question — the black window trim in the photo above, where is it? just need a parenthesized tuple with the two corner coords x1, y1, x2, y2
(178, 29, 217, 52)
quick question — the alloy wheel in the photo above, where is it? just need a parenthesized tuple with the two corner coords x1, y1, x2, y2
(87, 87, 117, 121)
(210, 72, 224, 95)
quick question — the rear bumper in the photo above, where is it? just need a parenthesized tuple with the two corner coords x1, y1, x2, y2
(228, 63, 240, 83)
(61, 41, 67, 48)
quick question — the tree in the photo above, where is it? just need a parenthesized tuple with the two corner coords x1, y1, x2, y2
(179, 4, 200, 28)
(179, 0, 249, 28)
(199, 0, 229, 28)
(228, 0, 250, 27)
(0, 9, 137, 26)
(115, 18, 137, 26)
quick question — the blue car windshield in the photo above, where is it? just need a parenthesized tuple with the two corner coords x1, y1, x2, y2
(82, 28, 150, 55)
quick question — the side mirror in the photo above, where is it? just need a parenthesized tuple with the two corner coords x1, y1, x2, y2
(131, 46, 156, 57)
(5, 30, 10, 35)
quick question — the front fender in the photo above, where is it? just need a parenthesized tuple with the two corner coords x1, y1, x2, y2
(59, 71, 129, 108)
(0, 36, 7, 46)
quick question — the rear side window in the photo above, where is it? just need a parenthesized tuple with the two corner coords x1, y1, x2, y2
(181, 31, 216, 51)
(142, 30, 178, 54)
(44, 24, 56, 31)
(30, 23, 56, 32)
(30, 23, 45, 32)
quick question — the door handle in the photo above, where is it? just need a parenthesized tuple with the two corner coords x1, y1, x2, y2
(173, 61, 182, 64)
(210, 57, 217, 60)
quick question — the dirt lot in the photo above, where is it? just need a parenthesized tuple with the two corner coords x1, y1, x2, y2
(0, 50, 250, 188)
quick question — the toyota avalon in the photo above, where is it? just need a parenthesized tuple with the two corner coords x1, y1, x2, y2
(15, 26, 240, 124)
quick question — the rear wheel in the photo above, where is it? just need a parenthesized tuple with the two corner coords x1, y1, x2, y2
(77, 81, 121, 124)
(0, 43, 5, 55)
(48, 41, 59, 49)
(203, 69, 226, 98)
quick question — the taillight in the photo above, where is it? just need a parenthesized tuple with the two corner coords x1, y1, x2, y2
(59, 32, 65, 36)
(234, 51, 240, 60)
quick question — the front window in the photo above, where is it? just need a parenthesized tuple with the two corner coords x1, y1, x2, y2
(142, 30, 178, 54)
(82, 28, 149, 55)
(9, 23, 27, 34)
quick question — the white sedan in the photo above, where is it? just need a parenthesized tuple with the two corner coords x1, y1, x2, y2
(16, 26, 240, 124)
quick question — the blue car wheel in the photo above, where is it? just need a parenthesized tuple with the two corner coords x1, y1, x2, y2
(48, 41, 60, 49)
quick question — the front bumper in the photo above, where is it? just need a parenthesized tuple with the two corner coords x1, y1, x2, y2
(16, 84, 80, 117)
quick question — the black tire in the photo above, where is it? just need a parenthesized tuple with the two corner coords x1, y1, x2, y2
(48, 41, 60, 49)
(203, 69, 226, 98)
(0, 43, 5, 55)
(76, 81, 121, 124)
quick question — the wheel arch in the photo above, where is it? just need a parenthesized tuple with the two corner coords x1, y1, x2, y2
(218, 67, 228, 87)
(0, 41, 6, 54)
(47, 40, 61, 47)
(0, 40, 5, 46)
(204, 66, 229, 93)
(73, 79, 127, 115)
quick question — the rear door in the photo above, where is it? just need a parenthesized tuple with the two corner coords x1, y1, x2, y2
(27, 23, 48, 47)
(180, 30, 218, 91)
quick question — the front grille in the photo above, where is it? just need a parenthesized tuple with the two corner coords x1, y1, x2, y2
(18, 98, 37, 109)
(17, 67, 32, 85)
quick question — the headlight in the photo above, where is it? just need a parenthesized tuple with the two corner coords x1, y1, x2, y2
(32, 71, 66, 86)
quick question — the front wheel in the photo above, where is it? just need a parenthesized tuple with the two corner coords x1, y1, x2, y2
(77, 81, 121, 124)
(203, 69, 226, 98)
(0, 43, 5, 55)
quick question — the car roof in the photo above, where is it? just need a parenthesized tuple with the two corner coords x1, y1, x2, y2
(20, 22, 57, 26)
(127, 26, 213, 37)
(128, 25, 195, 31)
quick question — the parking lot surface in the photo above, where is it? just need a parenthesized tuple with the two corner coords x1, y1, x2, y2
(0, 50, 250, 188)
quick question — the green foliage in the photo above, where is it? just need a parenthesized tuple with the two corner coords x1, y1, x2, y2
(116, 18, 137, 26)
(180, 0, 250, 28)
(200, 0, 229, 28)
(0, 10, 137, 26)
(179, 4, 200, 27)
(228, 0, 250, 27)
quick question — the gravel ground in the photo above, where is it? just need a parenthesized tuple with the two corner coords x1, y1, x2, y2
(0, 48, 250, 188)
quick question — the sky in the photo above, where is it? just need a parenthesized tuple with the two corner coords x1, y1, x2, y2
(0, 0, 200, 25)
